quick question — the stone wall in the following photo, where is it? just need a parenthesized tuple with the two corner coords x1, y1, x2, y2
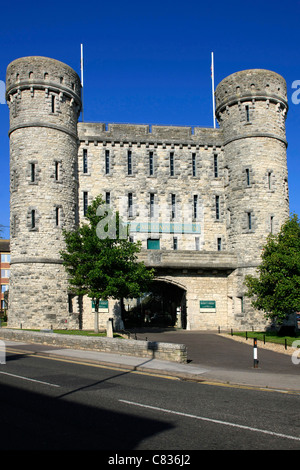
(0, 329, 188, 363)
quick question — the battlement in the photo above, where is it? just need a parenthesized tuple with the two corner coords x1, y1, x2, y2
(6, 56, 82, 104)
(215, 69, 287, 114)
(78, 122, 223, 147)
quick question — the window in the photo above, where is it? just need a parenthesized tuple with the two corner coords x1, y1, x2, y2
(51, 94, 55, 113)
(193, 195, 198, 219)
(83, 149, 88, 174)
(105, 192, 110, 205)
(247, 212, 252, 230)
(83, 192, 88, 216)
(1, 285, 9, 293)
(173, 237, 178, 250)
(195, 237, 200, 251)
(127, 150, 132, 175)
(149, 152, 154, 176)
(170, 152, 174, 176)
(30, 163, 35, 182)
(171, 194, 176, 219)
(68, 294, 73, 313)
(217, 237, 222, 251)
(55, 207, 60, 226)
(150, 193, 155, 218)
(105, 150, 110, 175)
(246, 168, 250, 186)
(1, 270, 10, 278)
(31, 209, 36, 229)
(128, 193, 133, 217)
(270, 216, 274, 234)
(55, 161, 60, 181)
(215, 196, 220, 220)
(268, 172, 272, 190)
(214, 154, 218, 177)
(192, 153, 196, 177)
(147, 239, 160, 250)
(1, 254, 10, 263)
(245, 105, 250, 122)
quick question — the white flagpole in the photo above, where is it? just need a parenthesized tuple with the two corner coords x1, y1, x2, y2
(81, 43, 84, 122)
(211, 52, 216, 129)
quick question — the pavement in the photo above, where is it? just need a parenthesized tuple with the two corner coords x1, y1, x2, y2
(3, 328, 300, 393)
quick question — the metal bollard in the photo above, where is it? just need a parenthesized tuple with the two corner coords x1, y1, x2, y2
(253, 337, 259, 368)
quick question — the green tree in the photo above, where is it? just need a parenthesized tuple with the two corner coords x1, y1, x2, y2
(60, 195, 155, 331)
(245, 214, 300, 325)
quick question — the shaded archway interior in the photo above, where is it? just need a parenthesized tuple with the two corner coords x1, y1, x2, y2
(124, 280, 187, 329)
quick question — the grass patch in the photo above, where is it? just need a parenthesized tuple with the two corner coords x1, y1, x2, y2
(233, 331, 300, 347)
(52, 329, 123, 338)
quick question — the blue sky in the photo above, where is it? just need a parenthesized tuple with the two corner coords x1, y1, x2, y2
(0, 0, 299, 239)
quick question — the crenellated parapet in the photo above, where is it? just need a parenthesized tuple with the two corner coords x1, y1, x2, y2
(6, 56, 81, 138)
(78, 122, 223, 148)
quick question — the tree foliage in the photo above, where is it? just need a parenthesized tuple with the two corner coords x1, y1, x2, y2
(60, 195, 155, 316)
(245, 214, 300, 325)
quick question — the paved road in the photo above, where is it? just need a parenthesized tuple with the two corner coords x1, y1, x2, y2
(130, 328, 296, 370)
(1, 329, 300, 392)
(1, 347, 300, 451)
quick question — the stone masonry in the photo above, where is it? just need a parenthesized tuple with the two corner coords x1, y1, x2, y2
(6, 57, 290, 331)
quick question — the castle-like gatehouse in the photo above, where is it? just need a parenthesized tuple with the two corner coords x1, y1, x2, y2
(6, 57, 289, 330)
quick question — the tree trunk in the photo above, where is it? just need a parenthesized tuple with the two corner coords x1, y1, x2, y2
(94, 298, 99, 333)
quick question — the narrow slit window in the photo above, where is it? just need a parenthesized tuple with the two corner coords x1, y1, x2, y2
(83, 192, 88, 216)
(214, 154, 218, 177)
(30, 163, 35, 183)
(217, 237, 222, 251)
(55, 207, 60, 226)
(193, 195, 198, 219)
(83, 149, 88, 174)
(149, 152, 154, 176)
(150, 193, 155, 218)
(195, 237, 200, 251)
(173, 237, 178, 250)
(31, 210, 36, 229)
(55, 161, 59, 181)
(215, 195, 220, 220)
(245, 105, 250, 122)
(105, 192, 110, 205)
(171, 194, 176, 219)
(268, 172, 272, 189)
(127, 150, 132, 175)
(51, 94, 55, 113)
(246, 168, 250, 186)
(105, 150, 110, 175)
(128, 193, 133, 217)
(170, 152, 174, 176)
(192, 153, 196, 177)
(247, 212, 252, 230)
(270, 216, 274, 234)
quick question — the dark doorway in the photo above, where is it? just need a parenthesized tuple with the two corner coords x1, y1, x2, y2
(124, 280, 187, 329)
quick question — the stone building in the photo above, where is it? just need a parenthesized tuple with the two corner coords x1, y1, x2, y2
(5, 56, 290, 330)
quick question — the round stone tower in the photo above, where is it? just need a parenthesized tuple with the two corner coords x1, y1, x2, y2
(215, 69, 289, 327)
(6, 56, 82, 329)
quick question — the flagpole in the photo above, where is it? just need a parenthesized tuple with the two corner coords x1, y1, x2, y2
(211, 52, 216, 129)
(81, 43, 84, 122)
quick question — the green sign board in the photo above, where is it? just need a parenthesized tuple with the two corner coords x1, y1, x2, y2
(92, 300, 109, 309)
(200, 300, 216, 309)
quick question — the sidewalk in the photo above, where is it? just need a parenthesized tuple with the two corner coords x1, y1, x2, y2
(3, 330, 300, 393)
